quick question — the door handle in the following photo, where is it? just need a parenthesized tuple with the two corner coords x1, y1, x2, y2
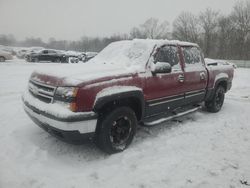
(200, 72, 206, 80)
(178, 74, 185, 83)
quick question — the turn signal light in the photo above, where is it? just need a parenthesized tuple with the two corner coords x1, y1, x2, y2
(70, 102, 78, 112)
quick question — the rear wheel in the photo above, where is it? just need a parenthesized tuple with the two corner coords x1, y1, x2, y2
(95, 107, 137, 154)
(205, 86, 225, 113)
(55, 58, 61, 63)
(0, 56, 5, 62)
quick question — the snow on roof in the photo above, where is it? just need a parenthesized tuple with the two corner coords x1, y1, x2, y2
(89, 39, 198, 66)
(131, 38, 198, 47)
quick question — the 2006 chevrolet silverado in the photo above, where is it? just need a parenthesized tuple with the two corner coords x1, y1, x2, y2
(23, 39, 234, 154)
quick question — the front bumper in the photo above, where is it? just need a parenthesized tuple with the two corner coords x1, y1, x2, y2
(23, 92, 98, 144)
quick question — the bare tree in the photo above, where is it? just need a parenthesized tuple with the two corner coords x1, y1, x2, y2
(172, 12, 200, 43)
(20, 37, 46, 47)
(217, 16, 234, 59)
(130, 27, 147, 39)
(199, 8, 219, 57)
(130, 18, 169, 39)
(1, 2, 250, 60)
(231, 0, 250, 59)
(141, 18, 170, 39)
(0, 34, 17, 46)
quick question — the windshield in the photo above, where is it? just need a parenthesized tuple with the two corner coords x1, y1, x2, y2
(89, 40, 156, 69)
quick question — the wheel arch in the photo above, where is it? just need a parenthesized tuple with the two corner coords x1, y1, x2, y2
(0, 56, 6, 61)
(205, 78, 229, 101)
(216, 79, 228, 91)
(94, 89, 145, 121)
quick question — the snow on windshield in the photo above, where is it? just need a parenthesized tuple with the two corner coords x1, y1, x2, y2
(89, 40, 156, 68)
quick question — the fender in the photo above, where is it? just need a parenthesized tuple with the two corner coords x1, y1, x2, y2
(205, 73, 229, 101)
(94, 86, 145, 120)
(213, 72, 229, 89)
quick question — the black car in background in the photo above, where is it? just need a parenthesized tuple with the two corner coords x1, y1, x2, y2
(26, 49, 67, 63)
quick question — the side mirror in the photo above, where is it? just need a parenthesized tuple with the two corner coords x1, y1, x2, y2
(152, 62, 172, 74)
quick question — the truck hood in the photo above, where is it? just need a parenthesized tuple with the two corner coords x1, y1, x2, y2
(30, 63, 141, 87)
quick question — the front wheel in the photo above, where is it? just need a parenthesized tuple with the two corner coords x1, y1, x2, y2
(95, 107, 137, 154)
(205, 86, 225, 113)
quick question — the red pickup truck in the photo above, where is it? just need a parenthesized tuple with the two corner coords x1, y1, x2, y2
(23, 39, 234, 154)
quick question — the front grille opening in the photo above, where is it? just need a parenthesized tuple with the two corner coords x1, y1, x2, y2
(31, 81, 54, 93)
(29, 80, 56, 103)
(29, 91, 52, 103)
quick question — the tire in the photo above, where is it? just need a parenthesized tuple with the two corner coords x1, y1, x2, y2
(55, 58, 61, 63)
(0, 56, 6, 62)
(25, 56, 30, 62)
(205, 86, 225, 113)
(95, 107, 137, 154)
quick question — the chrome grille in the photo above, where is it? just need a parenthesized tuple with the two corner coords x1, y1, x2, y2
(29, 80, 56, 103)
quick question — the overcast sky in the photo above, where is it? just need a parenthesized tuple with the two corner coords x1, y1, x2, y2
(0, 0, 238, 41)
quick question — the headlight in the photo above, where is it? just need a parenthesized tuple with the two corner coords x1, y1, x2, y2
(55, 87, 78, 99)
(54, 87, 79, 111)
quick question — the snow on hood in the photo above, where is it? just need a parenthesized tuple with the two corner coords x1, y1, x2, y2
(32, 63, 137, 86)
(32, 40, 154, 85)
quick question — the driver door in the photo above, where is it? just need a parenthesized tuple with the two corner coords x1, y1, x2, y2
(145, 45, 186, 117)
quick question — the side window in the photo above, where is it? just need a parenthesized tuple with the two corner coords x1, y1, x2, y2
(182, 47, 203, 67)
(43, 50, 48, 54)
(48, 50, 56, 54)
(154, 46, 180, 70)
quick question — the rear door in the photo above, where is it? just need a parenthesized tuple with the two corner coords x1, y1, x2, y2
(40, 50, 49, 61)
(181, 46, 207, 105)
(145, 45, 186, 116)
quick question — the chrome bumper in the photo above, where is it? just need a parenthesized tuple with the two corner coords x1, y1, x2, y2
(22, 91, 97, 134)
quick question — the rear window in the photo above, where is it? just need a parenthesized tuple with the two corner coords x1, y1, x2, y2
(182, 47, 203, 66)
(49, 50, 56, 54)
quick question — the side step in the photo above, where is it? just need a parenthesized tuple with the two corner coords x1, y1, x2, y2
(143, 106, 200, 127)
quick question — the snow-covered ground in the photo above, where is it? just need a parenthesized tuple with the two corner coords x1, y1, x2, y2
(0, 59, 250, 188)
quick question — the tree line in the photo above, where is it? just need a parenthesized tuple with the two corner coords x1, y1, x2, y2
(0, 0, 249, 60)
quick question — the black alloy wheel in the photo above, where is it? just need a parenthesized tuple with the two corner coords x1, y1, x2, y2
(205, 86, 225, 113)
(96, 107, 137, 154)
(110, 116, 132, 149)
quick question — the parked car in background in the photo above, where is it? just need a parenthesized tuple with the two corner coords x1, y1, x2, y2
(66, 51, 98, 63)
(24, 47, 45, 60)
(64, 50, 82, 58)
(0, 50, 13, 62)
(17, 49, 29, 59)
(0, 45, 16, 56)
(64, 50, 82, 63)
(79, 52, 98, 62)
(27, 47, 44, 53)
(23, 39, 234, 154)
(26, 49, 66, 63)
